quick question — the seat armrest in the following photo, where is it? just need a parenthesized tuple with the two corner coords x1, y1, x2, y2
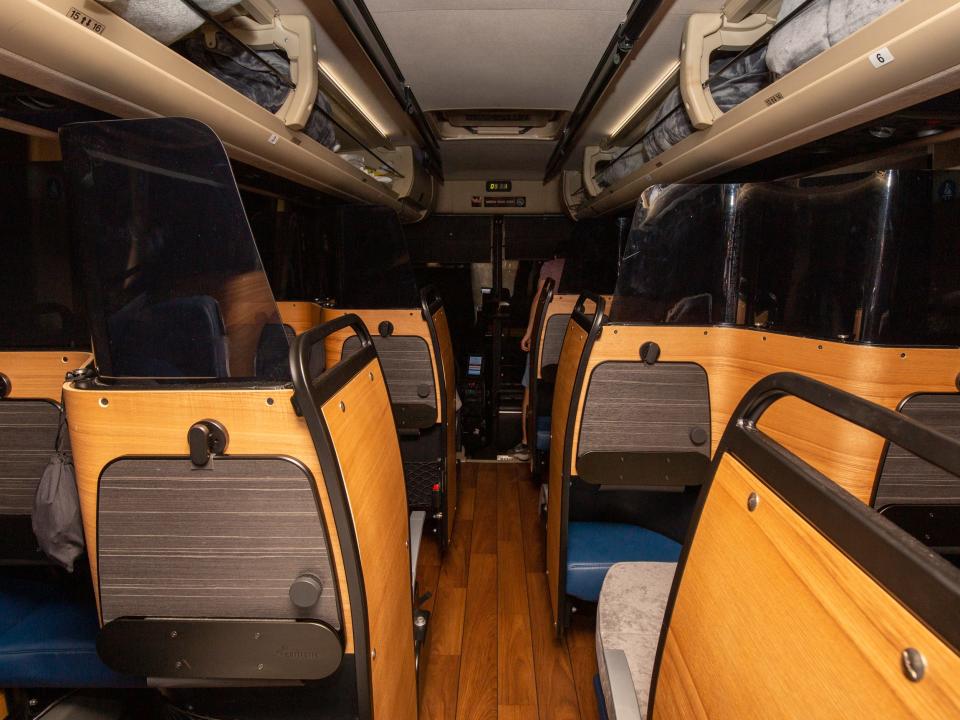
(604, 648, 643, 720)
(409, 510, 427, 592)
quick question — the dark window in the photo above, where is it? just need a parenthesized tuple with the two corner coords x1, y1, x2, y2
(335, 206, 420, 309)
(0, 159, 88, 349)
(556, 217, 624, 295)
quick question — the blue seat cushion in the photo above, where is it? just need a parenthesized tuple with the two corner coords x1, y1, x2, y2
(0, 571, 144, 687)
(535, 415, 551, 451)
(565, 522, 681, 603)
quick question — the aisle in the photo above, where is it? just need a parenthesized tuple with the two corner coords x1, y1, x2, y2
(417, 462, 599, 720)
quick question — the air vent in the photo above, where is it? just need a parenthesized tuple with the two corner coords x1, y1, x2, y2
(432, 110, 567, 140)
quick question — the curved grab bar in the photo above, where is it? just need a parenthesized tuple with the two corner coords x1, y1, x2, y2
(730, 372, 960, 479)
(290, 313, 375, 405)
(571, 291, 607, 336)
(420, 285, 444, 319)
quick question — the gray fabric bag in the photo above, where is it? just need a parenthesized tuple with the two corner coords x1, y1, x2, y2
(599, 47, 769, 188)
(32, 406, 85, 572)
(174, 32, 338, 150)
(767, 0, 903, 77)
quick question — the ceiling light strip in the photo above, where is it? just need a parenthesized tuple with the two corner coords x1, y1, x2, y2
(605, 59, 680, 145)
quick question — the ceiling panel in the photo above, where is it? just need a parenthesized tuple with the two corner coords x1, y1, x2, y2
(440, 140, 555, 180)
(366, 0, 633, 111)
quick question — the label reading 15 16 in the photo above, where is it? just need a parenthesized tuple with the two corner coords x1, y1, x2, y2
(67, 7, 106, 34)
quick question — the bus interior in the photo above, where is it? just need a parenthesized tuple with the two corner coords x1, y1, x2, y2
(1, 1, 960, 718)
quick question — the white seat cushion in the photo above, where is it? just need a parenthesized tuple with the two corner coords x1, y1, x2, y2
(596, 562, 676, 720)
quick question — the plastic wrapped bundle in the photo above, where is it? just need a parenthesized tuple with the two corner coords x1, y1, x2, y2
(99, 0, 241, 45)
(598, 48, 769, 188)
(101, 1, 338, 150)
(767, 0, 902, 76)
(174, 32, 338, 150)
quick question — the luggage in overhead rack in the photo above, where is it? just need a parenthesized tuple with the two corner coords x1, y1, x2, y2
(596, 0, 907, 190)
(100, 0, 338, 150)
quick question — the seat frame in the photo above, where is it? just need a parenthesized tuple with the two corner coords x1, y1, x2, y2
(647, 372, 960, 716)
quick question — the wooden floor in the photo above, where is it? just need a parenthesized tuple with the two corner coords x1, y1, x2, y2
(416, 462, 599, 720)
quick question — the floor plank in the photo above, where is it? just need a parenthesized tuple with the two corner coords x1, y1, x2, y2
(471, 465, 498, 555)
(441, 519, 473, 589)
(567, 615, 601, 720)
(421, 654, 461, 720)
(526, 575, 582, 720)
(422, 462, 592, 720)
(461, 461, 478, 489)
(497, 541, 528, 618)
(498, 609, 538, 707)
(497, 467, 522, 544)
(459, 485, 476, 521)
(498, 705, 539, 720)
(518, 476, 545, 573)
(431, 586, 467, 656)
(456, 553, 498, 720)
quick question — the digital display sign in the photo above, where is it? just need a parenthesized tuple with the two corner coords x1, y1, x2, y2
(485, 180, 512, 193)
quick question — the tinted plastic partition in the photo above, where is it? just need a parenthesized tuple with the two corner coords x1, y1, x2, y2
(335, 205, 420, 309)
(59, 118, 290, 380)
(741, 171, 960, 345)
(611, 184, 745, 324)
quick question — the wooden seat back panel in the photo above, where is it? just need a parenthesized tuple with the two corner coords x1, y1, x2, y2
(276, 301, 323, 335)
(546, 314, 592, 626)
(0, 351, 90, 401)
(654, 451, 960, 718)
(570, 326, 959, 502)
(63, 385, 354, 653)
(321, 308, 442, 425)
(537, 295, 612, 380)
(320, 357, 418, 720)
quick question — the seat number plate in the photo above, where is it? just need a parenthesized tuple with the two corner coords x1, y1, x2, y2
(869, 47, 895, 69)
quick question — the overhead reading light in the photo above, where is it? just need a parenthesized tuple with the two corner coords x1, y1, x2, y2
(607, 59, 680, 144)
(318, 62, 391, 142)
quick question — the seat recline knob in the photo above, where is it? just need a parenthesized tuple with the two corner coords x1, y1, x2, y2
(289, 574, 323, 609)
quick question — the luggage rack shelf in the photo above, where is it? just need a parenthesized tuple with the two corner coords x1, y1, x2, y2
(0, 0, 425, 222)
(578, 0, 960, 217)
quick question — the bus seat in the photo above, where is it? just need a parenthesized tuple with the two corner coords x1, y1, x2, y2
(596, 373, 960, 719)
(535, 414, 551, 452)
(874, 393, 960, 564)
(0, 570, 143, 688)
(255, 321, 297, 378)
(566, 523, 679, 603)
(595, 561, 675, 719)
(322, 285, 459, 548)
(547, 294, 695, 627)
(0, 350, 90, 563)
(107, 295, 229, 377)
(56, 117, 418, 715)
(526, 277, 554, 474)
(0, 400, 61, 562)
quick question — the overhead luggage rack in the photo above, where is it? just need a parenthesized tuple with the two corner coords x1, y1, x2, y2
(0, 0, 432, 221)
(578, 0, 960, 216)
